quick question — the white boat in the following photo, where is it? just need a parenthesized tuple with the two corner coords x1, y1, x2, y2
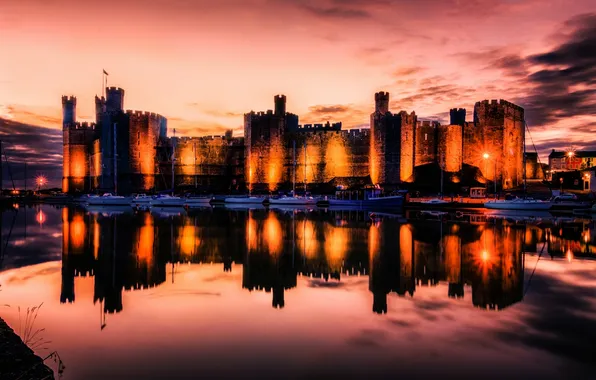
(484, 198, 552, 210)
(328, 195, 404, 208)
(184, 196, 213, 207)
(86, 193, 132, 206)
(131, 194, 153, 207)
(150, 194, 185, 207)
(269, 195, 316, 206)
(422, 198, 449, 205)
(224, 196, 266, 205)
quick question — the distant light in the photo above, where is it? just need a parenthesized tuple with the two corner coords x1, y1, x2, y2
(481, 250, 489, 262)
(567, 151, 574, 158)
(483, 153, 489, 159)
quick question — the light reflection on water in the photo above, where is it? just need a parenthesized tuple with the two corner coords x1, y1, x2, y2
(0, 205, 595, 379)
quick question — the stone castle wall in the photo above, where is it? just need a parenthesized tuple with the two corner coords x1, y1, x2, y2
(438, 124, 463, 172)
(415, 121, 438, 166)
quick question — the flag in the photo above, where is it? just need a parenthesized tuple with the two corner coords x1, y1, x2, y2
(103, 69, 109, 75)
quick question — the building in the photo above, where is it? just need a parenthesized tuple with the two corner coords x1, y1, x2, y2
(549, 150, 596, 173)
(63, 88, 526, 193)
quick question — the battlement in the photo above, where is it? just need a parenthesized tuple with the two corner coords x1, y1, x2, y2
(375, 92, 389, 100)
(72, 121, 97, 130)
(474, 99, 524, 112)
(62, 96, 76, 104)
(297, 121, 342, 131)
(125, 109, 165, 121)
(95, 95, 106, 103)
(107, 86, 125, 93)
(416, 120, 440, 127)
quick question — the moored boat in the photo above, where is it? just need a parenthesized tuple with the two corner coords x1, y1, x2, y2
(224, 196, 266, 205)
(484, 198, 552, 210)
(86, 193, 132, 206)
(269, 195, 316, 206)
(184, 196, 213, 207)
(150, 195, 185, 207)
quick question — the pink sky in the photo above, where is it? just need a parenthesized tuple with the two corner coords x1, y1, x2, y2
(1, 0, 595, 159)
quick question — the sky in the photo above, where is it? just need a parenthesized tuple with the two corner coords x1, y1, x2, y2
(0, 0, 595, 186)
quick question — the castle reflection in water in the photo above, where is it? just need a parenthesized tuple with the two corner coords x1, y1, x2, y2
(58, 207, 547, 315)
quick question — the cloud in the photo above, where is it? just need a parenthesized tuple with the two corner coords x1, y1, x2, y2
(186, 103, 244, 118)
(0, 117, 63, 188)
(393, 66, 426, 77)
(308, 105, 351, 114)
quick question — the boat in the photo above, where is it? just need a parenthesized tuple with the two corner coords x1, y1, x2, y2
(131, 194, 153, 207)
(86, 193, 132, 206)
(224, 196, 266, 205)
(422, 198, 449, 205)
(150, 194, 185, 207)
(484, 197, 552, 210)
(269, 195, 316, 206)
(184, 196, 213, 207)
(322, 186, 405, 208)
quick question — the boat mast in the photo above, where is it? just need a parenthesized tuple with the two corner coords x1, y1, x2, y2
(303, 141, 307, 195)
(113, 122, 117, 195)
(171, 129, 176, 196)
(523, 122, 527, 198)
(292, 140, 296, 196)
(440, 151, 444, 199)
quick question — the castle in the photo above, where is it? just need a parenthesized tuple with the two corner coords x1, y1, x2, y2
(62, 88, 525, 193)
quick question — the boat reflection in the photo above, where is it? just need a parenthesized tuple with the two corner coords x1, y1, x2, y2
(56, 206, 551, 319)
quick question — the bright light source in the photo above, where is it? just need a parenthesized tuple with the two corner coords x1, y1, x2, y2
(483, 153, 489, 159)
(567, 151, 574, 158)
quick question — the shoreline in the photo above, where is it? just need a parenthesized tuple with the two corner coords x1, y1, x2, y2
(0, 318, 55, 380)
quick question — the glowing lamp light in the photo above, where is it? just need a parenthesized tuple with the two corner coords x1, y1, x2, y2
(567, 151, 574, 158)
(36, 175, 47, 187)
(483, 153, 489, 159)
(37, 210, 46, 225)
(481, 250, 489, 263)
(566, 249, 573, 263)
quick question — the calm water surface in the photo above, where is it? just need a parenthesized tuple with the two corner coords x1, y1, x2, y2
(0, 205, 595, 379)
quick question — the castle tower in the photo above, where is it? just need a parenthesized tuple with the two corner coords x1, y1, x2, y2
(62, 96, 77, 127)
(95, 95, 106, 124)
(370, 92, 416, 185)
(106, 87, 125, 114)
(374, 91, 389, 114)
(415, 120, 439, 166)
(438, 124, 463, 172)
(274, 95, 286, 116)
(465, 100, 525, 189)
(449, 108, 466, 127)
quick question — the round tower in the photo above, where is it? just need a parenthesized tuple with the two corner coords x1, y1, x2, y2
(106, 87, 125, 113)
(374, 92, 389, 114)
(61, 96, 77, 127)
(274, 94, 286, 116)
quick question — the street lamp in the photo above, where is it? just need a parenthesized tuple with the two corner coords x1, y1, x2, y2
(36, 175, 47, 192)
(483, 153, 489, 195)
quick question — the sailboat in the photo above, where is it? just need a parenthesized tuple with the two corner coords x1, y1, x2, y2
(484, 123, 552, 211)
(269, 140, 316, 206)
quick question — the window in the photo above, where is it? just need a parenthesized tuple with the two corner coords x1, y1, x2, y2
(424, 133, 428, 141)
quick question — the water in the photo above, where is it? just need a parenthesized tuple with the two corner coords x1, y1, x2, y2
(1, 205, 595, 379)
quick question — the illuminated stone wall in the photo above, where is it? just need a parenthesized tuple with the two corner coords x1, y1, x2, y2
(438, 124, 463, 172)
(288, 128, 370, 189)
(127, 110, 165, 191)
(169, 134, 245, 190)
(62, 122, 95, 193)
(415, 121, 438, 166)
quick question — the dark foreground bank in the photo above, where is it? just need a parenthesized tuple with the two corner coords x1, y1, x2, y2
(0, 318, 54, 380)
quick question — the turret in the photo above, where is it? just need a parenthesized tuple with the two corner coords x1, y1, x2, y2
(62, 96, 77, 127)
(106, 87, 125, 114)
(374, 92, 390, 114)
(95, 95, 106, 124)
(449, 108, 466, 126)
(274, 94, 286, 116)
